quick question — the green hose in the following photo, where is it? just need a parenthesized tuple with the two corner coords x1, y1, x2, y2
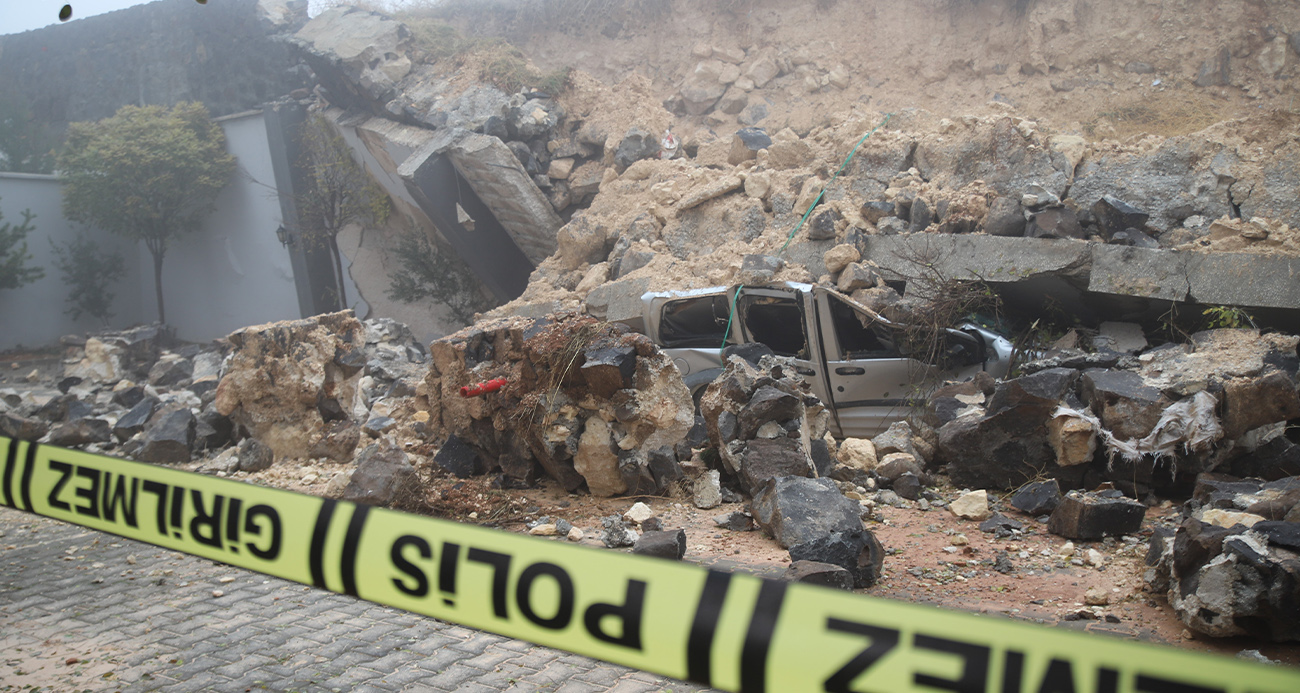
(719, 112, 894, 361)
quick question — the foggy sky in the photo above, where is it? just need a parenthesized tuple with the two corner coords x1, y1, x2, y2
(1, 0, 343, 37)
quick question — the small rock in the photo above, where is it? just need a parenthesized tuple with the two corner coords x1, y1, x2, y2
(949, 490, 990, 520)
(782, 560, 854, 590)
(211, 590, 224, 598)
(1084, 587, 1110, 606)
(631, 529, 687, 559)
(566, 527, 584, 542)
(1086, 549, 1105, 567)
(1010, 479, 1063, 515)
(529, 524, 559, 536)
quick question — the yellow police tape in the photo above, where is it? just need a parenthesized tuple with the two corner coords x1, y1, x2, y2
(3, 434, 1297, 693)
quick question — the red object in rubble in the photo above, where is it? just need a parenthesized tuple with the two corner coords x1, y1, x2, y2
(460, 377, 508, 398)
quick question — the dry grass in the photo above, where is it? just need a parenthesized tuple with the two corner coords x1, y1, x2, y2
(1082, 89, 1244, 141)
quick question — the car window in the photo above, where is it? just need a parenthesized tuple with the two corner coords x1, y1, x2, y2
(827, 293, 900, 360)
(739, 295, 807, 358)
(659, 294, 731, 347)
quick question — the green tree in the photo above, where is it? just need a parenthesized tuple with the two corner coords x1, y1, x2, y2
(0, 198, 44, 290)
(0, 97, 57, 174)
(57, 102, 235, 324)
(297, 115, 390, 311)
(387, 231, 495, 325)
(50, 234, 126, 326)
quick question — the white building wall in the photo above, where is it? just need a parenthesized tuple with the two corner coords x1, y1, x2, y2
(0, 172, 147, 350)
(0, 109, 302, 350)
(156, 110, 301, 342)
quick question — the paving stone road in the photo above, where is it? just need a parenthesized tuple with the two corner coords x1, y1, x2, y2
(0, 507, 716, 693)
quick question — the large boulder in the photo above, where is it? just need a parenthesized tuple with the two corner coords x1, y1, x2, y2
(214, 311, 367, 462)
(423, 314, 693, 495)
(1147, 516, 1300, 641)
(751, 476, 863, 549)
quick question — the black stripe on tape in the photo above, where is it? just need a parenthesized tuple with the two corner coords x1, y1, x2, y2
(340, 504, 370, 597)
(740, 579, 787, 693)
(20, 441, 37, 512)
(1, 438, 16, 508)
(686, 569, 732, 686)
(309, 499, 337, 589)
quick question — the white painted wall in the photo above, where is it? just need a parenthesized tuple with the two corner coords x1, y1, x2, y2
(0, 172, 147, 350)
(156, 110, 301, 342)
(0, 110, 303, 350)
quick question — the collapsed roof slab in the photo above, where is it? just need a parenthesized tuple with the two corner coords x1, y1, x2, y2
(401, 128, 561, 265)
(445, 132, 562, 265)
(858, 233, 1300, 322)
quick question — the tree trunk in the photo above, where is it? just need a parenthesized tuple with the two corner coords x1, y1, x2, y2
(151, 248, 166, 325)
(329, 235, 347, 311)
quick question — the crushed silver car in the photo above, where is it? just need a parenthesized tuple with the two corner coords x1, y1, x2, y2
(633, 282, 1014, 438)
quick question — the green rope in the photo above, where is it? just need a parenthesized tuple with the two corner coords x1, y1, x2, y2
(719, 112, 894, 361)
(778, 112, 892, 256)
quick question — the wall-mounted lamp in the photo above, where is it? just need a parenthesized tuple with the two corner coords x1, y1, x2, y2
(276, 225, 293, 247)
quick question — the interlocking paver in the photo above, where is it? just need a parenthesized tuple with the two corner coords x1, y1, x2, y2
(0, 507, 716, 693)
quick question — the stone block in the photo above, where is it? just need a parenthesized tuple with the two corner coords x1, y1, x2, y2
(1048, 490, 1145, 540)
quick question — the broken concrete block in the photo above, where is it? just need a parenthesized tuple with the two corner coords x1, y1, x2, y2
(782, 560, 854, 590)
(631, 529, 686, 559)
(751, 476, 864, 549)
(1048, 490, 1145, 540)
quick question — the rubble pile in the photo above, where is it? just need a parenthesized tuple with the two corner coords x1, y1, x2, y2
(1146, 474, 1300, 641)
(930, 328, 1300, 496)
(421, 312, 694, 495)
(697, 348, 834, 495)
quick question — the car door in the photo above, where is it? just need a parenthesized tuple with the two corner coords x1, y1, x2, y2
(816, 288, 939, 438)
(734, 285, 833, 405)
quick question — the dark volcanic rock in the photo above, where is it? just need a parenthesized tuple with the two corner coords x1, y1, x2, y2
(47, 418, 112, 447)
(1091, 195, 1149, 240)
(631, 529, 687, 559)
(738, 437, 813, 495)
(0, 412, 49, 442)
(782, 560, 854, 590)
(751, 476, 863, 549)
(1024, 207, 1085, 240)
(1010, 479, 1063, 515)
(113, 397, 159, 442)
(435, 434, 483, 478)
(344, 441, 418, 506)
(1048, 490, 1146, 540)
(137, 404, 196, 465)
(237, 437, 275, 472)
(788, 529, 886, 588)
